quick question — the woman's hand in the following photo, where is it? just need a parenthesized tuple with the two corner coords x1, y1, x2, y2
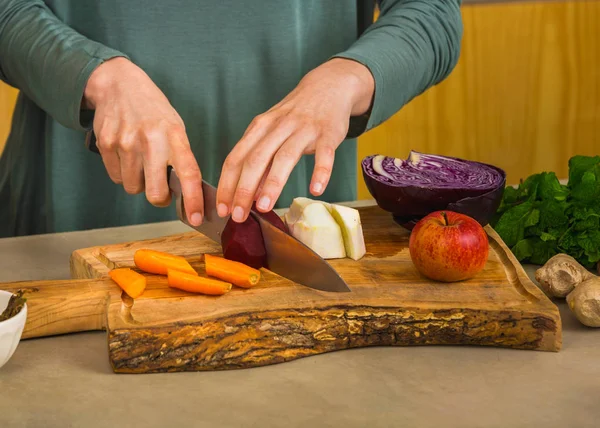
(216, 58, 375, 223)
(83, 57, 204, 226)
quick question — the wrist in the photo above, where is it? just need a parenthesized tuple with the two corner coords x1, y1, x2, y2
(327, 58, 375, 116)
(83, 57, 129, 109)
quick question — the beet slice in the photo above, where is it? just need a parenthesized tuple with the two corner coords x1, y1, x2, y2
(220, 202, 288, 269)
(253, 204, 288, 234)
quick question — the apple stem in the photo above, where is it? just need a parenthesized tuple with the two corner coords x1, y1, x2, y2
(442, 211, 448, 226)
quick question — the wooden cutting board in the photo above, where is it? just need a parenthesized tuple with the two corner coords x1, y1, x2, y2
(1, 205, 562, 373)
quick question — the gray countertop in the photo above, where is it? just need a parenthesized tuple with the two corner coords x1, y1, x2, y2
(0, 200, 598, 428)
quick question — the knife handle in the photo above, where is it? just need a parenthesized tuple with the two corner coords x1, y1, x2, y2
(84, 130, 173, 182)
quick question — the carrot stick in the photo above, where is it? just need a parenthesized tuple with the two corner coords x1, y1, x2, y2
(109, 268, 147, 299)
(167, 269, 232, 295)
(204, 253, 260, 288)
(134, 249, 197, 276)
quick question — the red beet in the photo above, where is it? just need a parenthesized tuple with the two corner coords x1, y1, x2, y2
(252, 202, 288, 234)
(221, 202, 288, 269)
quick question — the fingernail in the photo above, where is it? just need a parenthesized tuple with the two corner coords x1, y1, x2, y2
(312, 182, 323, 194)
(217, 203, 229, 217)
(190, 212, 203, 226)
(232, 206, 244, 222)
(257, 196, 271, 211)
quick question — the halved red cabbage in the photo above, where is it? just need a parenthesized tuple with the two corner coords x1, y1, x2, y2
(361, 151, 506, 229)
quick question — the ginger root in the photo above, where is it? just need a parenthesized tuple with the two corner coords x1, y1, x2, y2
(535, 254, 595, 298)
(566, 277, 600, 327)
(536, 253, 600, 327)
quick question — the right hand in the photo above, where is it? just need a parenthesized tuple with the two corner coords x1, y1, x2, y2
(83, 57, 204, 226)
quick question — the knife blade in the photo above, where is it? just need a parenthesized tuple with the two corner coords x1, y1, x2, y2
(250, 211, 351, 292)
(166, 164, 229, 244)
(169, 168, 350, 292)
(85, 131, 351, 292)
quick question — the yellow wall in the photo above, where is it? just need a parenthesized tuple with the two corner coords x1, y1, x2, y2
(357, 0, 600, 196)
(1, 0, 599, 198)
(0, 84, 18, 153)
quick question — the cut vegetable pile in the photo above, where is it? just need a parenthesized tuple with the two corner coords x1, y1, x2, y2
(219, 197, 367, 265)
(284, 197, 366, 260)
(108, 249, 261, 299)
(361, 151, 506, 229)
(107, 196, 366, 298)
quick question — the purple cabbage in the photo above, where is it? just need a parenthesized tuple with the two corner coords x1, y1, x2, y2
(361, 151, 506, 229)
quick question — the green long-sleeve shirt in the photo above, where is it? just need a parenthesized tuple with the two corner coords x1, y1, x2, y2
(0, 0, 462, 237)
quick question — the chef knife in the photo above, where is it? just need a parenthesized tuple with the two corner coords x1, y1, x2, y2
(84, 131, 351, 292)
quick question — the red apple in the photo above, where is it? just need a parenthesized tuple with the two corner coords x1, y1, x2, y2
(409, 210, 489, 282)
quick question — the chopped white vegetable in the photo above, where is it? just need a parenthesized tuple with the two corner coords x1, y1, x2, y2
(285, 202, 346, 259)
(285, 197, 366, 261)
(330, 204, 367, 261)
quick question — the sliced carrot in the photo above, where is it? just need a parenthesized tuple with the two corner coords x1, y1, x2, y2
(134, 249, 197, 276)
(204, 253, 260, 288)
(109, 268, 147, 299)
(167, 269, 232, 295)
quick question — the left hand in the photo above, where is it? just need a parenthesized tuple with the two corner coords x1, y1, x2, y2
(216, 58, 375, 223)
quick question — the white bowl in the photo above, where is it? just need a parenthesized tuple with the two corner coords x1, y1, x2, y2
(0, 290, 27, 369)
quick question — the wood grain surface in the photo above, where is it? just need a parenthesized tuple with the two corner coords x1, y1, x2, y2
(50, 205, 563, 373)
(0, 278, 119, 339)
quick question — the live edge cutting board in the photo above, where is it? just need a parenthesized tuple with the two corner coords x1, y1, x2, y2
(2, 205, 562, 373)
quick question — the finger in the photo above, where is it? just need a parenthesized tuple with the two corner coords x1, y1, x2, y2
(216, 114, 276, 217)
(96, 129, 122, 184)
(254, 161, 272, 201)
(119, 151, 145, 195)
(169, 128, 204, 226)
(255, 131, 310, 213)
(310, 139, 336, 196)
(116, 132, 144, 194)
(141, 129, 171, 207)
(143, 155, 171, 208)
(100, 149, 122, 184)
(229, 121, 296, 222)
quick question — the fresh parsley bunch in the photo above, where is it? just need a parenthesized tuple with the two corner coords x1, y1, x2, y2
(491, 155, 600, 268)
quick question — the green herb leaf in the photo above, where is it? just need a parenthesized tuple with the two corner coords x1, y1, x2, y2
(529, 238, 558, 265)
(520, 174, 543, 201)
(568, 155, 600, 187)
(512, 238, 534, 261)
(540, 232, 557, 241)
(500, 186, 521, 206)
(558, 227, 578, 249)
(538, 199, 569, 231)
(493, 201, 535, 247)
(577, 230, 600, 264)
(538, 172, 569, 201)
(524, 208, 540, 228)
(569, 157, 600, 203)
(493, 155, 600, 267)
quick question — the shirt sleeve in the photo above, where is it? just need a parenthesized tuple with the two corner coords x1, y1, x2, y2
(334, 0, 463, 137)
(0, 0, 129, 131)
